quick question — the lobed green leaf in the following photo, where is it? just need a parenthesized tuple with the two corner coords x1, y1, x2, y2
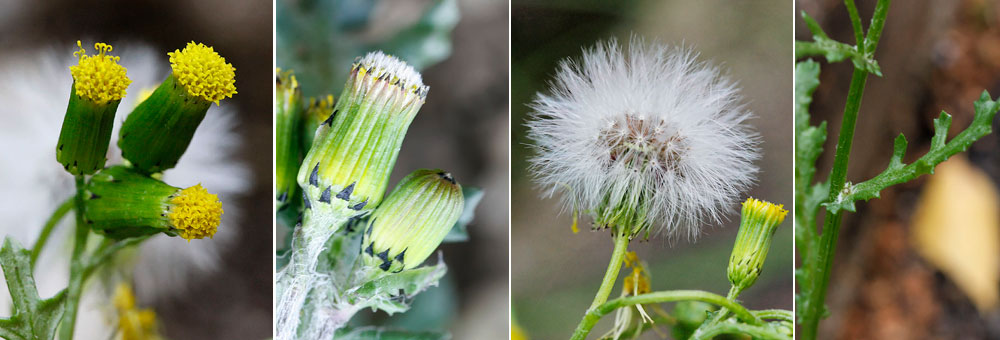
(824, 91, 1000, 214)
(0, 238, 67, 340)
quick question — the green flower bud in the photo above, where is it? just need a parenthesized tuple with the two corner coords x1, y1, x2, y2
(361, 169, 463, 272)
(275, 69, 302, 211)
(119, 42, 236, 174)
(727, 198, 787, 293)
(84, 166, 224, 241)
(296, 51, 427, 223)
(57, 41, 130, 175)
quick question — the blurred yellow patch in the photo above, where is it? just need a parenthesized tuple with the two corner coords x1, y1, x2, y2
(912, 156, 1000, 311)
(114, 283, 164, 340)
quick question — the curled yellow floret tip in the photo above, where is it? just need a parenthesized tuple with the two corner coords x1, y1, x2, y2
(168, 41, 237, 105)
(741, 197, 788, 225)
(168, 184, 223, 240)
(69, 40, 130, 104)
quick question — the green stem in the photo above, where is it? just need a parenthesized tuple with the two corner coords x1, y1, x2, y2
(800, 68, 869, 339)
(689, 322, 791, 340)
(30, 198, 74, 269)
(754, 309, 795, 323)
(588, 233, 630, 311)
(59, 176, 89, 340)
(570, 290, 759, 340)
(844, 0, 864, 46)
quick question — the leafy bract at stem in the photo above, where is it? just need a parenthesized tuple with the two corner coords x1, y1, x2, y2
(824, 91, 1000, 214)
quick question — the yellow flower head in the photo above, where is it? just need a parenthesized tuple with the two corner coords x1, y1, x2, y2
(69, 41, 130, 104)
(114, 283, 163, 340)
(168, 184, 223, 240)
(168, 41, 237, 105)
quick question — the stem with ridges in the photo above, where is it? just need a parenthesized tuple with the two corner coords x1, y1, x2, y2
(59, 176, 89, 340)
(800, 67, 869, 340)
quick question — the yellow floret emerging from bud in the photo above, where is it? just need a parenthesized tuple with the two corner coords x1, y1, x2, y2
(69, 41, 130, 104)
(168, 184, 223, 240)
(742, 197, 788, 225)
(168, 41, 237, 105)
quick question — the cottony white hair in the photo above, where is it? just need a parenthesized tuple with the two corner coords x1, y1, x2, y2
(527, 38, 759, 240)
(0, 42, 249, 338)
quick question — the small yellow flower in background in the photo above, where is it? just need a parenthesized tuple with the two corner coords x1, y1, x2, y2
(168, 184, 224, 241)
(69, 41, 131, 104)
(114, 283, 164, 340)
(168, 41, 237, 105)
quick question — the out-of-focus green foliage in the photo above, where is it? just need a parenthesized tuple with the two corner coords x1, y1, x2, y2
(276, 0, 459, 98)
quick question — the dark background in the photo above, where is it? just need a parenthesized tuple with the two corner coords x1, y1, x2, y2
(511, 1, 793, 339)
(797, 0, 1000, 338)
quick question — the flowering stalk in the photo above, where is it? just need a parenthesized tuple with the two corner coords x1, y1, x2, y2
(275, 51, 429, 340)
(0, 40, 236, 340)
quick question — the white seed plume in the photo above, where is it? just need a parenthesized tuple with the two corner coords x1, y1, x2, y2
(526, 38, 759, 240)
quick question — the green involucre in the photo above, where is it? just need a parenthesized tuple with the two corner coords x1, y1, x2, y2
(296, 63, 425, 225)
(56, 85, 120, 175)
(84, 166, 179, 239)
(119, 74, 212, 174)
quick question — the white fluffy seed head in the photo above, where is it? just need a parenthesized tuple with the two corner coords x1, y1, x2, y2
(526, 38, 760, 240)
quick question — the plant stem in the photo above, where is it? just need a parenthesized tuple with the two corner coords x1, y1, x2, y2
(570, 290, 760, 340)
(689, 322, 791, 340)
(800, 67, 869, 339)
(30, 198, 73, 269)
(588, 232, 629, 311)
(754, 309, 795, 323)
(59, 176, 89, 340)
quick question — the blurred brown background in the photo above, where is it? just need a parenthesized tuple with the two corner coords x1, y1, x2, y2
(0, 0, 272, 338)
(797, 0, 1000, 338)
(511, 0, 792, 338)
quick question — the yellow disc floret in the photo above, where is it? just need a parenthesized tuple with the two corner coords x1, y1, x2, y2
(168, 41, 237, 105)
(167, 184, 223, 240)
(69, 41, 130, 104)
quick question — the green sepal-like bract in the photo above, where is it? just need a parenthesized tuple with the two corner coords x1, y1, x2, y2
(361, 169, 463, 273)
(118, 75, 211, 174)
(83, 166, 179, 239)
(56, 85, 120, 175)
